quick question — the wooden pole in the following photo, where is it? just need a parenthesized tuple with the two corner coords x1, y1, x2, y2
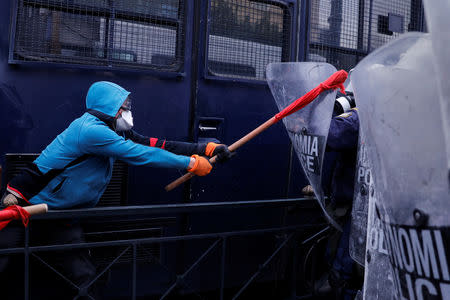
(0, 204, 48, 222)
(165, 117, 277, 191)
(23, 203, 48, 216)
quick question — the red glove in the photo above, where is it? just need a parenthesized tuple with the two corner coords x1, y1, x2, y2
(205, 142, 232, 163)
(188, 155, 212, 176)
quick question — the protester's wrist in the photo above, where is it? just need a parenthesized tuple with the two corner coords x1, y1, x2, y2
(187, 157, 196, 170)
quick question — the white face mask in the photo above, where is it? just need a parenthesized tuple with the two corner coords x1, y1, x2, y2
(116, 110, 134, 131)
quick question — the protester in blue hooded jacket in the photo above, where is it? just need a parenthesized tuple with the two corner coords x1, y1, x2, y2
(2, 81, 231, 209)
(0, 81, 231, 299)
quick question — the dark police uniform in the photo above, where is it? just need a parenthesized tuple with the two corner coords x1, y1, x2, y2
(322, 107, 361, 300)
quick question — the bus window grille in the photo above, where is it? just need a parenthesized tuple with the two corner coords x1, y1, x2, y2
(307, 0, 425, 71)
(11, 0, 185, 72)
(207, 0, 292, 80)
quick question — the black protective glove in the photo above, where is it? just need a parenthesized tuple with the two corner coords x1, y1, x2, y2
(205, 142, 233, 163)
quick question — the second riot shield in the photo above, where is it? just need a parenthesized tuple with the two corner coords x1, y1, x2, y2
(350, 131, 396, 298)
(352, 32, 450, 299)
(349, 132, 371, 266)
(362, 195, 395, 299)
(424, 0, 450, 176)
(267, 62, 342, 230)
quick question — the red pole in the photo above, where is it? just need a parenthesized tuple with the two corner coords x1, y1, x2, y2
(165, 70, 348, 192)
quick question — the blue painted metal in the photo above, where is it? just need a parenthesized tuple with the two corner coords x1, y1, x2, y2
(0, 0, 305, 203)
(232, 233, 294, 300)
(299, 0, 310, 62)
(31, 253, 80, 290)
(0, 222, 317, 255)
(87, 246, 131, 296)
(220, 237, 227, 300)
(0, 198, 326, 298)
(193, 0, 304, 206)
(0, 0, 319, 298)
(0, 215, 320, 299)
(132, 243, 137, 300)
(24, 226, 29, 300)
(30, 198, 313, 218)
(0, 198, 323, 297)
(1, 2, 194, 205)
(160, 239, 221, 300)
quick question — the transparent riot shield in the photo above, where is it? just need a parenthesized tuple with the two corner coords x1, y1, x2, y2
(362, 193, 395, 299)
(267, 62, 342, 231)
(424, 0, 450, 174)
(352, 32, 450, 299)
(349, 133, 370, 266)
(350, 132, 395, 298)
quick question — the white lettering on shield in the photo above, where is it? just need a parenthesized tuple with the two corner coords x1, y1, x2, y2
(300, 135, 319, 173)
(382, 223, 450, 300)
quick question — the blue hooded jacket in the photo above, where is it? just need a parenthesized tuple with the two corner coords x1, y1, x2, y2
(30, 81, 190, 209)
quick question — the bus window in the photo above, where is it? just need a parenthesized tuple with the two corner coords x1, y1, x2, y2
(10, 0, 185, 71)
(307, 0, 425, 71)
(206, 0, 291, 80)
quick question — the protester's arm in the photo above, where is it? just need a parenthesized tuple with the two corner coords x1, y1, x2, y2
(123, 130, 232, 162)
(123, 130, 204, 155)
(82, 125, 192, 169)
(83, 126, 211, 175)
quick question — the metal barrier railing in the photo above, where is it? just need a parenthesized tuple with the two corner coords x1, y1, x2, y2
(0, 198, 328, 300)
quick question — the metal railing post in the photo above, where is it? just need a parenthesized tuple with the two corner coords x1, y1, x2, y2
(160, 239, 220, 300)
(24, 226, 30, 300)
(132, 243, 137, 300)
(220, 237, 227, 300)
(289, 237, 298, 300)
(232, 233, 294, 300)
(0, 198, 319, 299)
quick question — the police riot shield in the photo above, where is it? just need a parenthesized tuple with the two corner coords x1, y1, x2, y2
(352, 32, 450, 299)
(266, 62, 342, 230)
(346, 69, 371, 266)
(350, 131, 395, 298)
(349, 132, 371, 266)
(424, 0, 450, 175)
(362, 194, 395, 299)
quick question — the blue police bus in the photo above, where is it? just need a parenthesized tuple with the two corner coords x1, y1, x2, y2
(0, 0, 425, 299)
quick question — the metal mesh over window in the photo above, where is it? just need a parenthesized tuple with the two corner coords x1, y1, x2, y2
(307, 0, 424, 71)
(11, 0, 185, 71)
(207, 0, 292, 80)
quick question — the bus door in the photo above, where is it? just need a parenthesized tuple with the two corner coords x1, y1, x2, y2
(190, 0, 300, 219)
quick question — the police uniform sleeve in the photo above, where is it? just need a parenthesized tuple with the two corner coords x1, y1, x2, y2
(327, 109, 359, 151)
(81, 125, 191, 169)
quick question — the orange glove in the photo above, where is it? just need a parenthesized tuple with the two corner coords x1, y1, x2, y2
(188, 155, 212, 176)
(204, 142, 232, 163)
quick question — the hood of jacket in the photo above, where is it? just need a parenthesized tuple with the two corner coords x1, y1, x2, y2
(86, 81, 130, 117)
